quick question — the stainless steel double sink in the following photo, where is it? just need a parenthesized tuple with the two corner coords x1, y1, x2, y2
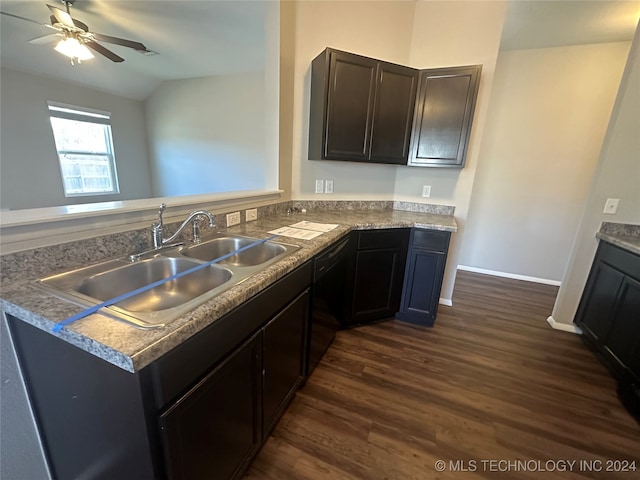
(36, 234, 299, 329)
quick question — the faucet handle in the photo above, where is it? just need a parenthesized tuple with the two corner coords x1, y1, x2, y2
(151, 203, 167, 249)
(192, 218, 202, 243)
(156, 203, 167, 225)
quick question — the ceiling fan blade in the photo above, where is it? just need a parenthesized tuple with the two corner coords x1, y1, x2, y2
(72, 18, 88, 32)
(29, 33, 62, 45)
(85, 41, 124, 63)
(91, 33, 148, 52)
(47, 4, 75, 28)
(1, 11, 59, 30)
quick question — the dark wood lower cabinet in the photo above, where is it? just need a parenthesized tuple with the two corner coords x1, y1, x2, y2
(345, 229, 410, 326)
(575, 241, 640, 419)
(7, 317, 159, 480)
(160, 332, 262, 480)
(8, 262, 312, 480)
(262, 290, 307, 437)
(603, 276, 640, 375)
(576, 260, 624, 343)
(7, 227, 459, 480)
(396, 229, 451, 326)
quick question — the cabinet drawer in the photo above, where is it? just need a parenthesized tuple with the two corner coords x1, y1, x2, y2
(412, 229, 450, 252)
(357, 228, 410, 250)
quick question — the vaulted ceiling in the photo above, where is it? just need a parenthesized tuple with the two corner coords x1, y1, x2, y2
(1, 1, 638, 101)
(0, 0, 267, 99)
(501, 0, 639, 50)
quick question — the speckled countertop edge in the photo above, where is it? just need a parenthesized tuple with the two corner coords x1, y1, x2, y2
(596, 222, 640, 256)
(1, 209, 456, 373)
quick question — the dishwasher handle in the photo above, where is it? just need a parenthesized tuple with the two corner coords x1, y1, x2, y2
(314, 237, 350, 279)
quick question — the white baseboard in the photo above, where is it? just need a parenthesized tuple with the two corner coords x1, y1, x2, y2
(439, 298, 452, 307)
(546, 316, 582, 334)
(457, 265, 561, 286)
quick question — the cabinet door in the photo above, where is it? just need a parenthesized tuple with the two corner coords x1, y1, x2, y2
(159, 332, 262, 480)
(263, 290, 308, 436)
(348, 230, 410, 325)
(603, 276, 640, 379)
(396, 230, 450, 326)
(397, 249, 446, 325)
(370, 63, 418, 164)
(409, 65, 481, 167)
(325, 50, 378, 160)
(575, 261, 624, 344)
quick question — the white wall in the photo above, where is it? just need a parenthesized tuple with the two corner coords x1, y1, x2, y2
(459, 42, 631, 282)
(145, 72, 268, 197)
(0, 68, 152, 210)
(285, 0, 507, 302)
(552, 28, 640, 326)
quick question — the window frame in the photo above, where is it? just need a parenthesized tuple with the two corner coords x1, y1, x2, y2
(47, 102, 120, 198)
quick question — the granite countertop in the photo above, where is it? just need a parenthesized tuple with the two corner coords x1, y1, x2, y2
(0, 208, 456, 373)
(596, 222, 640, 256)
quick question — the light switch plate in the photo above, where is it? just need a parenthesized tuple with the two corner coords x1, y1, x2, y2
(603, 198, 620, 215)
(226, 211, 241, 226)
(315, 179, 324, 194)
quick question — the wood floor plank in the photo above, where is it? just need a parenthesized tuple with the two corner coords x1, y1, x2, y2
(245, 271, 640, 479)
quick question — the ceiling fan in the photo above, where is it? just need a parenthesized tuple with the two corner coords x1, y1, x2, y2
(1, 0, 152, 64)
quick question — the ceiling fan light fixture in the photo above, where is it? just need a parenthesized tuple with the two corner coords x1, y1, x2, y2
(54, 36, 93, 61)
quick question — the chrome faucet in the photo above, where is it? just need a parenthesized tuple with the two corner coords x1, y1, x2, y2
(152, 203, 216, 248)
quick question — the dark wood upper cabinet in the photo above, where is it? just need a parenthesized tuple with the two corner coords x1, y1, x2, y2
(370, 62, 419, 163)
(323, 50, 377, 161)
(309, 48, 418, 165)
(408, 65, 481, 168)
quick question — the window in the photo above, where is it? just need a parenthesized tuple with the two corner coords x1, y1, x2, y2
(48, 102, 119, 197)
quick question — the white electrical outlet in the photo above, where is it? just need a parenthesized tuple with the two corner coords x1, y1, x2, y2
(226, 211, 241, 226)
(422, 185, 431, 198)
(325, 179, 334, 194)
(315, 179, 324, 194)
(603, 198, 620, 215)
(245, 208, 258, 222)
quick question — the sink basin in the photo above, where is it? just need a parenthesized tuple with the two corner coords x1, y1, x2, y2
(181, 237, 287, 267)
(76, 257, 232, 312)
(36, 234, 299, 329)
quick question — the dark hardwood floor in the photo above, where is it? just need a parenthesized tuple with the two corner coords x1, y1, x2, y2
(245, 271, 640, 479)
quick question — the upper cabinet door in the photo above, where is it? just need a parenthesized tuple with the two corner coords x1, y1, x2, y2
(325, 51, 377, 160)
(408, 65, 481, 168)
(370, 63, 418, 164)
(323, 50, 378, 160)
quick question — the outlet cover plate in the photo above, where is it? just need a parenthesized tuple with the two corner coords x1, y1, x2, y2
(315, 179, 324, 194)
(603, 198, 620, 215)
(422, 185, 431, 198)
(325, 180, 334, 194)
(245, 208, 258, 222)
(226, 211, 241, 226)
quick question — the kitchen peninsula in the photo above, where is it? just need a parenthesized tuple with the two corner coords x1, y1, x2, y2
(1, 201, 456, 480)
(1, 202, 456, 371)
